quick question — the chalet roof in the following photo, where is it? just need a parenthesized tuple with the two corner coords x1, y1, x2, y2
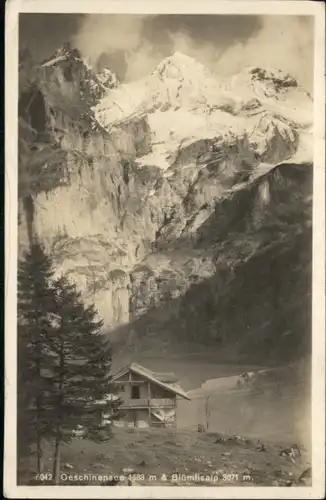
(152, 372, 179, 383)
(112, 362, 191, 400)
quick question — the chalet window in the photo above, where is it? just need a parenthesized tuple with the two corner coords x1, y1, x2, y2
(131, 385, 140, 399)
(120, 385, 125, 392)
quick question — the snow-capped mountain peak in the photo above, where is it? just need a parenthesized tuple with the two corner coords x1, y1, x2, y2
(18, 39, 312, 361)
(38, 44, 120, 108)
(93, 51, 312, 171)
(249, 67, 298, 91)
(41, 43, 83, 68)
(229, 65, 311, 108)
(152, 51, 214, 82)
(96, 67, 120, 89)
(95, 51, 232, 124)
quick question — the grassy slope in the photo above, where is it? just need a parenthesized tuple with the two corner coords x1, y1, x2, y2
(19, 429, 311, 487)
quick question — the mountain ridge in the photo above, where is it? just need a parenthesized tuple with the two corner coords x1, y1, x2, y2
(18, 46, 312, 364)
(95, 51, 312, 124)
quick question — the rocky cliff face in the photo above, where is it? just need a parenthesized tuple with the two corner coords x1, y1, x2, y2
(18, 49, 312, 364)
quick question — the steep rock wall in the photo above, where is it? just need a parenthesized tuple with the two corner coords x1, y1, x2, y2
(18, 53, 312, 362)
(109, 162, 312, 364)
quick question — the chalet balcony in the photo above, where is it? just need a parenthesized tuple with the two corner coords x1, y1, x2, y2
(120, 398, 175, 408)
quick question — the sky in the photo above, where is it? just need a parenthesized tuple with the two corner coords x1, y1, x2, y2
(19, 14, 314, 91)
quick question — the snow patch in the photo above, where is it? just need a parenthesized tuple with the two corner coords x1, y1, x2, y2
(94, 52, 312, 172)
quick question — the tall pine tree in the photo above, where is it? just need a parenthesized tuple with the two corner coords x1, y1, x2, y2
(42, 275, 122, 483)
(17, 240, 58, 474)
(18, 243, 122, 484)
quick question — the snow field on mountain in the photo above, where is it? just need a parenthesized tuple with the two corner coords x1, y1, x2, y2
(93, 52, 312, 176)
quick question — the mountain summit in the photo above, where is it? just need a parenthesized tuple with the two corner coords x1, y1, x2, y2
(152, 51, 216, 81)
(18, 46, 312, 364)
(95, 51, 311, 127)
(94, 52, 312, 173)
(39, 43, 119, 107)
(95, 51, 231, 122)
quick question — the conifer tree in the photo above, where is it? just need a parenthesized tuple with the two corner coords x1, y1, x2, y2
(18, 243, 122, 484)
(42, 275, 122, 484)
(17, 240, 57, 473)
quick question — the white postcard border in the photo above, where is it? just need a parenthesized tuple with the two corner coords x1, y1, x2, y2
(4, 1, 325, 498)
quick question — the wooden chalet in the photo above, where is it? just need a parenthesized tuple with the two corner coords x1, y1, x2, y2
(110, 363, 191, 428)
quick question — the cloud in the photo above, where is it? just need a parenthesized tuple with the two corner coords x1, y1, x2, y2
(20, 14, 314, 91)
(213, 16, 314, 91)
(71, 15, 146, 65)
(19, 14, 83, 63)
(71, 14, 262, 81)
(124, 44, 165, 82)
(72, 14, 313, 90)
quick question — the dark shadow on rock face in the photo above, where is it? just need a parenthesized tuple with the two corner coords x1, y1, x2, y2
(196, 163, 312, 246)
(107, 163, 312, 367)
(19, 87, 47, 134)
(109, 230, 311, 366)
